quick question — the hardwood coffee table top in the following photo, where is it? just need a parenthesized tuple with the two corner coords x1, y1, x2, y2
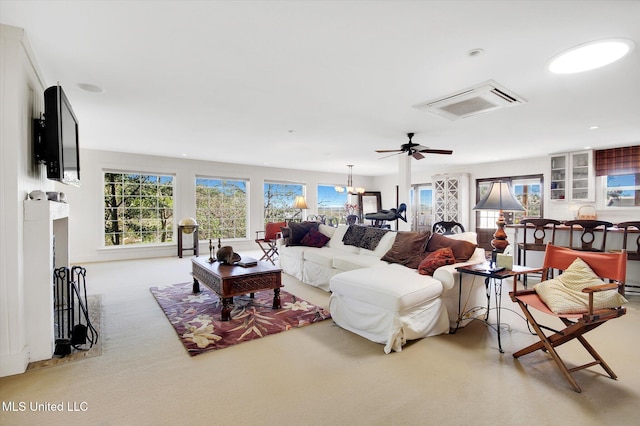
(192, 256, 281, 280)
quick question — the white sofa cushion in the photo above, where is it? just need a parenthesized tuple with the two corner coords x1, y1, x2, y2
(332, 254, 388, 271)
(327, 224, 359, 253)
(303, 247, 348, 268)
(330, 265, 443, 312)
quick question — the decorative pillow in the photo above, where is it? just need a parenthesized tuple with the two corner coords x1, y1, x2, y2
(534, 257, 628, 314)
(418, 247, 456, 276)
(264, 221, 287, 241)
(300, 227, 331, 248)
(360, 227, 390, 251)
(342, 225, 367, 247)
(287, 221, 319, 246)
(279, 226, 291, 245)
(381, 231, 431, 269)
(425, 232, 477, 262)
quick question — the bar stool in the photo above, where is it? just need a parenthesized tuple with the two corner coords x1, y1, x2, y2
(564, 219, 613, 252)
(615, 221, 640, 294)
(432, 221, 465, 235)
(517, 218, 561, 287)
(614, 221, 640, 260)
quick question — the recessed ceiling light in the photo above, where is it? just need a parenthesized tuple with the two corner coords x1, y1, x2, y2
(548, 38, 634, 74)
(467, 48, 484, 57)
(77, 83, 105, 93)
(589, 126, 599, 130)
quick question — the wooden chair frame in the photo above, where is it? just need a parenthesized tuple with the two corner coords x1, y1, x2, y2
(564, 219, 613, 252)
(509, 243, 627, 392)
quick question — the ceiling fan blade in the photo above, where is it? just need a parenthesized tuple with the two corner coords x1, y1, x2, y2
(379, 152, 403, 159)
(412, 152, 425, 160)
(375, 149, 403, 153)
(418, 149, 453, 155)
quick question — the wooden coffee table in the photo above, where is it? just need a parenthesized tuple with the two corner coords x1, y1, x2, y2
(191, 257, 282, 321)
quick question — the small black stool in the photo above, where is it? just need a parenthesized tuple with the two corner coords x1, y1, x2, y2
(178, 225, 199, 258)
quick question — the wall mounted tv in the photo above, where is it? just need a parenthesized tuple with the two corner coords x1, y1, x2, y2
(34, 84, 80, 186)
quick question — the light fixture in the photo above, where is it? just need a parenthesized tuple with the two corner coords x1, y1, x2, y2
(473, 181, 525, 253)
(292, 196, 308, 209)
(335, 165, 365, 194)
(548, 38, 634, 74)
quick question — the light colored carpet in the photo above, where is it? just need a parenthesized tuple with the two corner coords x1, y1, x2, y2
(1, 254, 638, 425)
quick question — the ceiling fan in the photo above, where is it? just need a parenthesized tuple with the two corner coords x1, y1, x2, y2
(376, 133, 453, 160)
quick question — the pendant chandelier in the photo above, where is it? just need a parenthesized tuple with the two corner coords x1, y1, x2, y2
(335, 165, 365, 194)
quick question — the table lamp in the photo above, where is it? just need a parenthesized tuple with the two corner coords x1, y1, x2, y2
(473, 181, 524, 253)
(292, 196, 308, 219)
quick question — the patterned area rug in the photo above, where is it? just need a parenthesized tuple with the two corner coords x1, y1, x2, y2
(150, 282, 331, 356)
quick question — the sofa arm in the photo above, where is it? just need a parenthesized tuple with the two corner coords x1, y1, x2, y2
(433, 248, 486, 291)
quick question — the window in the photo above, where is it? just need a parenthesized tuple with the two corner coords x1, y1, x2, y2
(604, 173, 640, 207)
(195, 177, 248, 240)
(476, 175, 543, 228)
(317, 184, 348, 223)
(264, 182, 304, 223)
(104, 172, 174, 246)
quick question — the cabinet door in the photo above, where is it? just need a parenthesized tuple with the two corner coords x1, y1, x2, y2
(549, 150, 594, 202)
(570, 150, 594, 201)
(550, 154, 568, 201)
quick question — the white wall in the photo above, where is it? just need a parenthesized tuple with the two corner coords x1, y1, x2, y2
(62, 149, 375, 264)
(0, 24, 53, 376)
(373, 154, 640, 227)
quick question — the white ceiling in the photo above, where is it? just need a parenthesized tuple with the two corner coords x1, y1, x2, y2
(2, 0, 639, 176)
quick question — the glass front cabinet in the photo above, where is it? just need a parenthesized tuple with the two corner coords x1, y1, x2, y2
(549, 150, 594, 202)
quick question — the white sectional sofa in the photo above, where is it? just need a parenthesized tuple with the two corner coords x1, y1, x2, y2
(277, 224, 488, 353)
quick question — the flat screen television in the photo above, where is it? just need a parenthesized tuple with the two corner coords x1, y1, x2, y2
(34, 85, 80, 186)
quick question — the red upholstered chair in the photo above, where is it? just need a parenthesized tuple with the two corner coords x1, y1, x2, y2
(255, 222, 286, 265)
(509, 243, 627, 392)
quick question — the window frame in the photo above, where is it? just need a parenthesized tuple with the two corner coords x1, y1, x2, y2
(103, 171, 175, 247)
(600, 174, 640, 209)
(195, 176, 249, 241)
(264, 181, 305, 223)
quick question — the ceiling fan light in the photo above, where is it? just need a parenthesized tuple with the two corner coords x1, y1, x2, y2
(548, 38, 634, 74)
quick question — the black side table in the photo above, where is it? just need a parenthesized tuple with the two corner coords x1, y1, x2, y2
(178, 225, 199, 258)
(454, 263, 543, 353)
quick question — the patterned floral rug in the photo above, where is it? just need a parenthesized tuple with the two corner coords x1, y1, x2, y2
(150, 282, 331, 356)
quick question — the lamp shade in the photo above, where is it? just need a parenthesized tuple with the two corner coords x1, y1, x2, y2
(473, 181, 524, 212)
(293, 196, 308, 209)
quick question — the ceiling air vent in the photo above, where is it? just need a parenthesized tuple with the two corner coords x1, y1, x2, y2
(413, 80, 526, 120)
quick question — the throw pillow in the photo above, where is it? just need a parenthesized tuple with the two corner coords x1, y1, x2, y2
(381, 231, 431, 269)
(300, 227, 331, 248)
(360, 227, 390, 251)
(264, 221, 287, 241)
(418, 247, 456, 276)
(279, 226, 291, 245)
(287, 221, 319, 246)
(342, 225, 367, 247)
(534, 257, 628, 314)
(425, 232, 477, 262)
